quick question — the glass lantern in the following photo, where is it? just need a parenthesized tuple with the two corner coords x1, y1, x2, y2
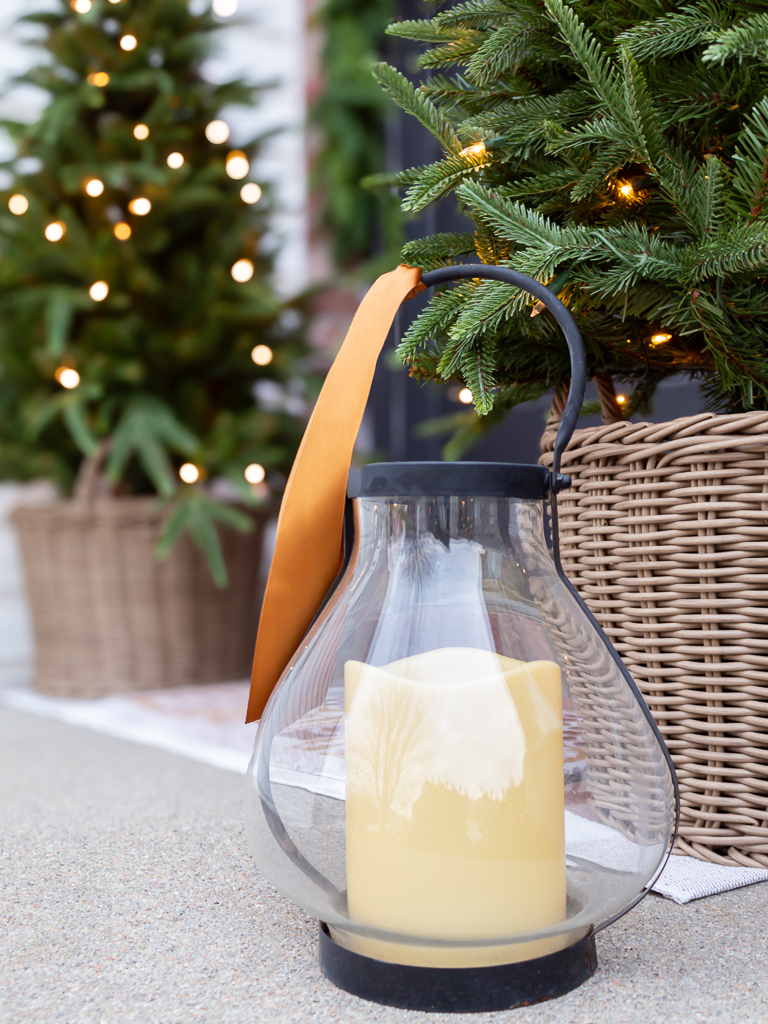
(244, 265, 678, 1013)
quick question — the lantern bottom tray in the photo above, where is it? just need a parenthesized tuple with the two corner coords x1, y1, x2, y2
(318, 923, 597, 1012)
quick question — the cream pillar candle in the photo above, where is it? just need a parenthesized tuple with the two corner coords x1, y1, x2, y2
(340, 647, 565, 968)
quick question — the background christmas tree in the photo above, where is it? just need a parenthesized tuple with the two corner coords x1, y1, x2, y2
(0, 0, 307, 584)
(373, 0, 768, 451)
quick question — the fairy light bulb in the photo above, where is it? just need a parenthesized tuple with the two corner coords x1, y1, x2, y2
(87, 72, 110, 87)
(225, 150, 249, 180)
(212, 0, 238, 15)
(120, 34, 137, 51)
(133, 123, 150, 140)
(167, 152, 184, 169)
(651, 332, 673, 346)
(205, 120, 230, 144)
(179, 463, 200, 484)
(89, 281, 109, 301)
(71, 0, 92, 12)
(55, 368, 80, 389)
(231, 259, 254, 283)
(618, 183, 634, 197)
(114, 222, 131, 240)
(45, 222, 66, 242)
(460, 142, 486, 158)
(8, 194, 28, 215)
(240, 182, 262, 204)
(244, 463, 265, 485)
(458, 388, 473, 404)
(616, 394, 627, 405)
(251, 344, 273, 366)
(128, 197, 151, 216)
(85, 178, 104, 197)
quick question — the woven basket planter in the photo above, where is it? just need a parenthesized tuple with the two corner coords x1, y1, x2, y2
(541, 410, 768, 867)
(12, 495, 265, 698)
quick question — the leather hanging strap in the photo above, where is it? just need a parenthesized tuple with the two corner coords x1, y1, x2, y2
(246, 264, 425, 722)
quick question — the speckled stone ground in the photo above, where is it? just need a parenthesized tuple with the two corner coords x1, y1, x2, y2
(2, 707, 767, 1024)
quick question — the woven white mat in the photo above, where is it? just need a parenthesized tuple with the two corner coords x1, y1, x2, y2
(3, 679, 767, 904)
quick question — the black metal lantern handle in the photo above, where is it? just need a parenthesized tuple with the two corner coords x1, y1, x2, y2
(420, 265, 587, 486)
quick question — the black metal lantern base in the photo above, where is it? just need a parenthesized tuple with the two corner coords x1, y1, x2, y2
(318, 924, 597, 1013)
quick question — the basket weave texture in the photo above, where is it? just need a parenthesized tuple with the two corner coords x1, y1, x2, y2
(12, 496, 264, 698)
(541, 410, 768, 866)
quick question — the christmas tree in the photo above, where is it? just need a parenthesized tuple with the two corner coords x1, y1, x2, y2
(0, 0, 306, 584)
(374, 0, 768, 445)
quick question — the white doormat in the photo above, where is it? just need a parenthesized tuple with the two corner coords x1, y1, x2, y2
(2, 679, 767, 905)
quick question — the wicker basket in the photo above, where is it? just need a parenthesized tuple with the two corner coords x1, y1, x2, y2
(12, 493, 265, 698)
(541, 409, 768, 867)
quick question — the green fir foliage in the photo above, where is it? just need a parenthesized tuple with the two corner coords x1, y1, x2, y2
(0, 0, 308, 584)
(309, 0, 402, 268)
(377, 0, 768, 428)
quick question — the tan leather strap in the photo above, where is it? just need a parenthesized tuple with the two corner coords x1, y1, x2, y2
(246, 264, 425, 722)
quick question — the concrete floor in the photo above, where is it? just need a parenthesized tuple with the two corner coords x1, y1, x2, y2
(2, 707, 768, 1024)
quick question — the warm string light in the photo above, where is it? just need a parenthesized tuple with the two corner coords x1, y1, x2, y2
(8, 194, 28, 215)
(114, 222, 131, 240)
(167, 152, 184, 169)
(205, 120, 230, 144)
(651, 332, 673, 346)
(71, 0, 92, 12)
(616, 394, 627, 405)
(120, 35, 138, 51)
(460, 142, 487, 159)
(45, 221, 66, 242)
(85, 178, 104, 197)
(133, 123, 150, 140)
(244, 463, 265, 485)
(618, 182, 634, 197)
(87, 72, 110, 87)
(212, 0, 238, 14)
(225, 150, 249, 180)
(458, 388, 473, 404)
(240, 182, 262, 204)
(179, 463, 200, 484)
(89, 281, 109, 301)
(55, 367, 80, 389)
(128, 197, 151, 215)
(251, 344, 272, 365)
(231, 259, 254, 282)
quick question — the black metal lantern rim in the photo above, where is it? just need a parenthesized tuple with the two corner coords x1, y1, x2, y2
(348, 462, 565, 500)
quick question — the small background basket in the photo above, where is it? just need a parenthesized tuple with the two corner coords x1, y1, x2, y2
(12, 474, 265, 698)
(542, 405, 768, 867)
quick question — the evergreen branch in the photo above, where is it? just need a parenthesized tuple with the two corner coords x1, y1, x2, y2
(617, 3, 724, 62)
(402, 151, 490, 211)
(730, 97, 768, 219)
(372, 62, 461, 153)
(401, 232, 477, 270)
(703, 13, 768, 65)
